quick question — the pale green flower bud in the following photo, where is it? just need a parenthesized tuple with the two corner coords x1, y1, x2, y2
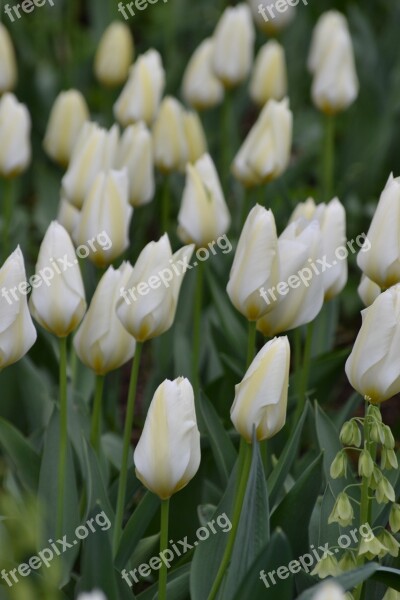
(377, 530, 400, 558)
(369, 466, 383, 491)
(376, 476, 396, 504)
(382, 589, 400, 600)
(370, 421, 385, 445)
(339, 551, 357, 571)
(358, 533, 388, 560)
(358, 449, 374, 478)
(311, 555, 341, 579)
(330, 451, 348, 479)
(328, 492, 354, 527)
(340, 420, 361, 447)
(381, 448, 398, 471)
(383, 425, 395, 450)
(389, 504, 400, 534)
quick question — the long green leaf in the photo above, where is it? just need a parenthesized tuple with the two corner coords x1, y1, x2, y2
(0, 417, 41, 491)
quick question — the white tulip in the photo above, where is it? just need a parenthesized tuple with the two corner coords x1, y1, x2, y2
(117, 122, 155, 207)
(0, 23, 17, 93)
(29, 222, 86, 337)
(182, 38, 224, 110)
(152, 96, 188, 173)
(77, 592, 107, 600)
(311, 581, 346, 600)
(94, 21, 134, 87)
(178, 153, 230, 247)
(56, 199, 80, 237)
(134, 377, 201, 499)
(250, 41, 287, 106)
(231, 337, 290, 443)
(0, 93, 31, 178)
(248, 0, 296, 35)
(0, 247, 37, 370)
(358, 275, 380, 308)
(183, 111, 208, 165)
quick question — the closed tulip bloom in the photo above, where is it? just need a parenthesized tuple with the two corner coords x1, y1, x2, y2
(0, 93, 31, 178)
(117, 234, 194, 342)
(257, 219, 324, 336)
(212, 4, 255, 88)
(29, 222, 86, 337)
(61, 122, 119, 209)
(94, 21, 134, 87)
(345, 284, 400, 404)
(250, 41, 287, 106)
(0, 23, 17, 93)
(74, 169, 132, 267)
(0, 247, 37, 370)
(248, 0, 296, 35)
(57, 198, 80, 237)
(309, 11, 358, 114)
(182, 38, 224, 110)
(290, 197, 347, 300)
(357, 174, 400, 289)
(117, 122, 155, 207)
(358, 275, 381, 307)
(43, 90, 90, 167)
(152, 97, 188, 173)
(231, 337, 290, 443)
(311, 582, 346, 600)
(114, 49, 165, 126)
(134, 377, 201, 499)
(183, 111, 208, 165)
(232, 98, 292, 187)
(74, 264, 136, 375)
(178, 153, 230, 247)
(227, 205, 279, 320)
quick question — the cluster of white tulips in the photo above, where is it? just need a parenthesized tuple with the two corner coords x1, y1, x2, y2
(1, 2, 400, 600)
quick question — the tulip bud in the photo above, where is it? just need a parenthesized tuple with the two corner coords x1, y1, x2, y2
(248, 0, 296, 36)
(212, 4, 255, 88)
(375, 476, 395, 504)
(43, 90, 90, 167)
(358, 532, 388, 560)
(308, 11, 358, 114)
(62, 122, 119, 209)
(178, 153, 230, 247)
(328, 491, 354, 527)
(311, 581, 346, 600)
(152, 97, 188, 173)
(74, 264, 136, 375)
(134, 377, 201, 499)
(0, 247, 37, 369)
(57, 199, 80, 237)
(311, 555, 341, 579)
(227, 205, 279, 320)
(73, 169, 132, 267)
(117, 122, 155, 207)
(358, 275, 381, 308)
(232, 98, 292, 187)
(94, 21, 134, 87)
(345, 284, 400, 403)
(389, 503, 400, 534)
(289, 197, 347, 300)
(358, 449, 374, 478)
(116, 234, 194, 342)
(330, 451, 347, 479)
(0, 93, 31, 178)
(357, 174, 400, 289)
(29, 222, 86, 337)
(230, 337, 290, 443)
(183, 111, 208, 165)
(250, 41, 287, 106)
(339, 420, 361, 447)
(257, 219, 324, 337)
(182, 38, 224, 110)
(0, 23, 17, 93)
(114, 49, 165, 126)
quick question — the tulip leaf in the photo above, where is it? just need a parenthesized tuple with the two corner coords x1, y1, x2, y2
(115, 491, 160, 570)
(81, 438, 114, 523)
(271, 453, 323, 558)
(199, 392, 237, 487)
(0, 417, 41, 491)
(222, 437, 269, 598)
(232, 530, 293, 600)
(267, 403, 309, 508)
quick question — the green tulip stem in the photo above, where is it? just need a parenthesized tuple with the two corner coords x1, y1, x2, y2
(323, 114, 335, 202)
(90, 375, 105, 453)
(113, 342, 143, 554)
(3, 178, 14, 262)
(208, 439, 252, 600)
(292, 322, 314, 431)
(158, 498, 170, 600)
(56, 336, 68, 538)
(246, 320, 257, 368)
(192, 259, 204, 400)
(161, 175, 170, 235)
